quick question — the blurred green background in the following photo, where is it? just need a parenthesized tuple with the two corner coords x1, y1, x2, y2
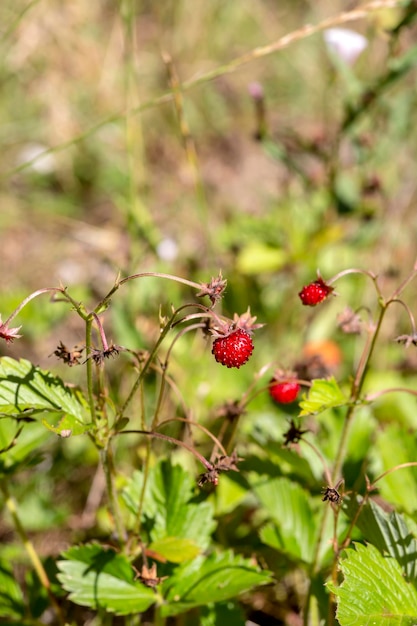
(2, 2, 417, 623)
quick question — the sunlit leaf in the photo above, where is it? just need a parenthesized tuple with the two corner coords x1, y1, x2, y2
(57, 544, 156, 615)
(148, 537, 201, 563)
(328, 542, 417, 625)
(299, 378, 347, 416)
(253, 476, 317, 563)
(0, 357, 89, 424)
(343, 495, 417, 583)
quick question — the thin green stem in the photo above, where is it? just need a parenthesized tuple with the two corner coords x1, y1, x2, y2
(305, 301, 388, 625)
(133, 438, 152, 537)
(0, 479, 65, 625)
(100, 445, 127, 546)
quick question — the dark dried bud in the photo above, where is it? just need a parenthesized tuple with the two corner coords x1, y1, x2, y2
(197, 272, 227, 306)
(85, 343, 124, 365)
(395, 333, 417, 348)
(337, 307, 362, 334)
(322, 486, 342, 504)
(283, 419, 308, 446)
(51, 341, 84, 366)
(136, 563, 167, 588)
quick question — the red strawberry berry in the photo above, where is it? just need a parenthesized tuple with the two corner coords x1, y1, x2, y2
(269, 380, 300, 404)
(212, 329, 254, 369)
(298, 278, 334, 306)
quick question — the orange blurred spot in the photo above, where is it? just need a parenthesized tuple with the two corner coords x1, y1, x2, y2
(302, 340, 342, 369)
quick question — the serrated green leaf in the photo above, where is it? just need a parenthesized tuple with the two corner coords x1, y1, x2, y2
(343, 496, 417, 583)
(253, 476, 317, 563)
(299, 377, 347, 416)
(122, 459, 216, 557)
(57, 544, 156, 616)
(161, 550, 272, 617)
(328, 543, 417, 625)
(0, 357, 88, 424)
(0, 560, 25, 618)
(148, 537, 201, 563)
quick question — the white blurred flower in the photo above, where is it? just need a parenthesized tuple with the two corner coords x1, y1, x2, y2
(156, 237, 178, 262)
(17, 142, 56, 174)
(323, 28, 368, 66)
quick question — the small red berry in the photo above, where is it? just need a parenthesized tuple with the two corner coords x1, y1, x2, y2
(298, 278, 334, 306)
(212, 329, 254, 369)
(269, 380, 300, 404)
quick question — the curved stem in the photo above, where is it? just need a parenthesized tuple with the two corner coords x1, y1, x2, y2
(372, 461, 417, 486)
(389, 259, 417, 300)
(300, 438, 332, 486)
(157, 417, 228, 456)
(327, 267, 377, 287)
(117, 429, 213, 471)
(4, 287, 66, 326)
(386, 297, 417, 335)
(115, 309, 179, 421)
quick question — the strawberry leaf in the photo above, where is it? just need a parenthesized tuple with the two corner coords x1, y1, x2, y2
(328, 542, 417, 625)
(252, 476, 317, 563)
(57, 544, 156, 615)
(122, 459, 216, 561)
(0, 357, 89, 425)
(343, 495, 417, 583)
(161, 550, 272, 617)
(298, 377, 347, 416)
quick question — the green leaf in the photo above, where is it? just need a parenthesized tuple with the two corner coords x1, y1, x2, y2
(371, 423, 417, 514)
(253, 476, 317, 563)
(0, 559, 25, 618)
(148, 537, 201, 563)
(0, 357, 89, 425)
(122, 459, 216, 560)
(343, 496, 417, 583)
(299, 377, 347, 416)
(0, 420, 46, 474)
(57, 544, 156, 616)
(328, 543, 417, 625)
(161, 550, 272, 617)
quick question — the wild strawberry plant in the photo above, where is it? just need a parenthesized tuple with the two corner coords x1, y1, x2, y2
(1, 262, 417, 625)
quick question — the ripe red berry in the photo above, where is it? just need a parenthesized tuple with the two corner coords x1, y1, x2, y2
(298, 278, 334, 306)
(269, 380, 300, 404)
(212, 329, 254, 369)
